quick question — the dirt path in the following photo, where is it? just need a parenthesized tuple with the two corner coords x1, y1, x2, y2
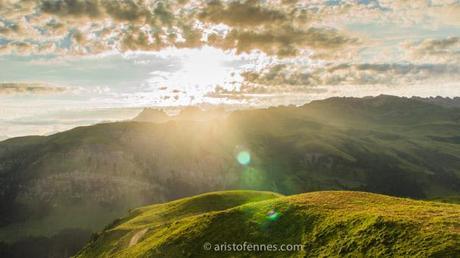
(129, 228, 149, 247)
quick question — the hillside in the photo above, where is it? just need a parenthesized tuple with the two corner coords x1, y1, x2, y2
(76, 190, 460, 257)
(0, 95, 460, 257)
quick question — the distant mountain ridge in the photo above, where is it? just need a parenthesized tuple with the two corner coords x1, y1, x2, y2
(133, 106, 228, 123)
(133, 95, 460, 124)
(132, 108, 170, 122)
(412, 96, 460, 108)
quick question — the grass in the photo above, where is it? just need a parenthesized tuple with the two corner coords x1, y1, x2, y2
(76, 190, 460, 257)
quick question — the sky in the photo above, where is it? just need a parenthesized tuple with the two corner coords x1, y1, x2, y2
(0, 0, 460, 139)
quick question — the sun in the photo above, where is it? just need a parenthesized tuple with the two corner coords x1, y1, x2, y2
(178, 47, 243, 95)
(182, 48, 228, 85)
(143, 46, 270, 106)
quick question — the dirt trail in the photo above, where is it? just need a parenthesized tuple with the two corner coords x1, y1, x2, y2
(129, 228, 149, 247)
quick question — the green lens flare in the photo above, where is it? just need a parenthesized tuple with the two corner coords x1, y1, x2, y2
(266, 210, 280, 222)
(237, 151, 251, 165)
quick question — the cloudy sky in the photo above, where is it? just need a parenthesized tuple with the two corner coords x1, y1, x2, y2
(1, 0, 460, 138)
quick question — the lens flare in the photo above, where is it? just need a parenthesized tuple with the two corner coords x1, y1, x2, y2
(266, 210, 281, 222)
(237, 151, 251, 165)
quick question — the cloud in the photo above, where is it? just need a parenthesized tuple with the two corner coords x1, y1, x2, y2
(241, 62, 460, 89)
(0, 0, 457, 71)
(299, 0, 460, 27)
(203, 60, 460, 104)
(208, 25, 358, 57)
(0, 0, 361, 57)
(38, 0, 175, 22)
(404, 37, 460, 64)
(0, 0, 195, 55)
(199, 0, 359, 57)
(198, 0, 289, 27)
(40, 0, 102, 17)
(0, 82, 67, 95)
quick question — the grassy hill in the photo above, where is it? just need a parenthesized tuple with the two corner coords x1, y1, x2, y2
(76, 190, 460, 257)
(0, 95, 459, 257)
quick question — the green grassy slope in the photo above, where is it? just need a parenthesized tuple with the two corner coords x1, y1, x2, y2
(76, 190, 460, 258)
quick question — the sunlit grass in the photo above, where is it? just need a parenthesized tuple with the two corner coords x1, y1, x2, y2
(76, 191, 460, 258)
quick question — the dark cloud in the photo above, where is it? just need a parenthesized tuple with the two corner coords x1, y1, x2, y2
(0, 19, 20, 35)
(101, 0, 150, 21)
(119, 26, 160, 51)
(36, 0, 199, 52)
(0, 83, 67, 95)
(198, 0, 288, 27)
(39, 0, 180, 23)
(243, 63, 460, 88)
(199, 0, 356, 57)
(405, 37, 460, 63)
(208, 26, 357, 57)
(204, 61, 460, 100)
(40, 0, 102, 17)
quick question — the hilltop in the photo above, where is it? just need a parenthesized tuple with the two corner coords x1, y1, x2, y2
(76, 190, 460, 257)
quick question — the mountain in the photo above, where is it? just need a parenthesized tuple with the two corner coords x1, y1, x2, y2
(132, 108, 170, 123)
(412, 96, 460, 109)
(76, 190, 460, 257)
(133, 107, 228, 123)
(306, 95, 460, 125)
(1, 95, 460, 257)
(176, 106, 228, 121)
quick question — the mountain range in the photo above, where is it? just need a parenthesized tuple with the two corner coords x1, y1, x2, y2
(0, 95, 459, 257)
(412, 96, 460, 109)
